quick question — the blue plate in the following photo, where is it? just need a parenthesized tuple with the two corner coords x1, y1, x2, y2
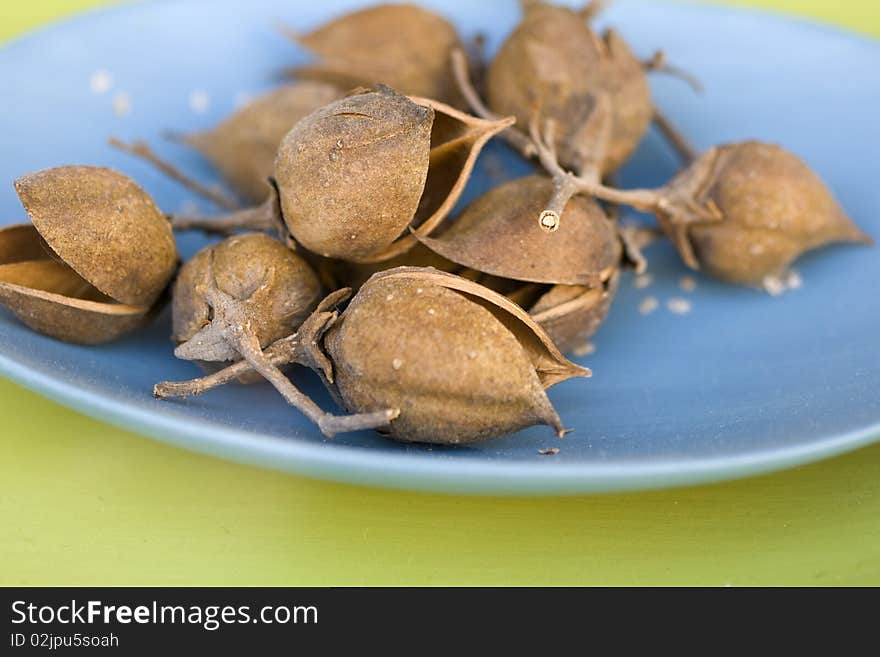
(0, 0, 878, 495)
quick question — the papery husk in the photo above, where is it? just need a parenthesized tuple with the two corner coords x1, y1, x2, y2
(274, 87, 513, 263)
(179, 82, 343, 203)
(0, 224, 149, 344)
(486, 0, 652, 175)
(417, 175, 620, 286)
(286, 3, 465, 106)
(324, 267, 589, 444)
(173, 233, 322, 362)
(322, 241, 461, 291)
(530, 269, 619, 353)
(14, 166, 177, 307)
(659, 142, 873, 285)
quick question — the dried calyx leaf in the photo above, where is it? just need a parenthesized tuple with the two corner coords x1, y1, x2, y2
(529, 270, 619, 354)
(170, 87, 512, 263)
(417, 175, 620, 287)
(174, 82, 344, 204)
(0, 224, 149, 344)
(485, 0, 652, 176)
(284, 3, 466, 106)
(0, 167, 177, 343)
(321, 241, 461, 292)
(155, 267, 589, 444)
(15, 166, 177, 307)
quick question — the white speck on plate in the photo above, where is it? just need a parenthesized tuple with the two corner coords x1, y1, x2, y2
(634, 273, 654, 289)
(679, 276, 697, 292)
(638, 296, 659, 315)
(667, 297, 692, 314)
(785, 269, 802, 290)
(762, 275, 787, 296)
(572, 342, 596, 357)
(189, 89, 211, 114)
(89, 70, 113, 95)
(112, 92, 131, 116)
(234, 91, 253, 108)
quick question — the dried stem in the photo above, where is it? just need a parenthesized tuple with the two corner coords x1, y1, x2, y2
(652, 107, 698, 165)
(450, 49, 536, 158)
(643, 50, 704, 94)
(168, 194, 279, 235)
(233, 332, 398, 437)
(158, 277, 397, 438)
(108, 138, 240, 210)
(529, 114, 659, 230)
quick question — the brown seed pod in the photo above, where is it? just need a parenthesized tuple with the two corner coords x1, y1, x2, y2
(0, 224, 149, 344)
(0, 167, 177, 343)
(325, 268, 589, 443)
(656, 142, 873, 286)
(173, 82, 343, 204)
(171, 87, 513, 262)
(284, 3, 466, 106)
(155, 268, 589, 444)
(485, 0, 652, 176)
(529, 271, 619, 353)
(172, 232, 322, 362)
(417, 175, 620, 287)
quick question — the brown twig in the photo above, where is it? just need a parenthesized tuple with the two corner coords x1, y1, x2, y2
(450, 49, 536, 158)
(643, 50, 704, 94)
(652, 107, 698, 165)
(108, 138, 240, 210)
(167, 193, 279, 235)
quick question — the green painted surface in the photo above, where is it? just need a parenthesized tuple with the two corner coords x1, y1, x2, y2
(1, 0, 878, 586)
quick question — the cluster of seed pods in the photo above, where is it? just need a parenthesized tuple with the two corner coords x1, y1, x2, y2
(0, 1, 871, 446)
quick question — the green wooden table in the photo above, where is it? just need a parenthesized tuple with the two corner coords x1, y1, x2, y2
(1, 0, 878, 586)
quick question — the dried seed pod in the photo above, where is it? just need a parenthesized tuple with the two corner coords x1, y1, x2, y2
(656, 142, 873, 285)
(325, 268, 589, 444)
(175, 82, 343, 203)
(155, 268, 589, 444)
(285, 4, 465, 106)
(486, 0, 652, 175)
(0, 167, 177, 343)
(171, 87, 512, 262)
(0, 224, 149, 344)
(417, 175, 620, 287)
(172, 233, 322, 361)
(529, 271, 619, 353)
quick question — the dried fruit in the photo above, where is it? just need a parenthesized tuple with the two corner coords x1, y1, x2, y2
(155, 268, 589, 444)
(172, 232, 322, 361)
(284, 4, 466, 106)
(656, 142, 874, 285)
(170, 87, 513, 262)
(172, 82, 343, 203)
(0, 167, 177, 343)
(485, 0, 652, 176)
